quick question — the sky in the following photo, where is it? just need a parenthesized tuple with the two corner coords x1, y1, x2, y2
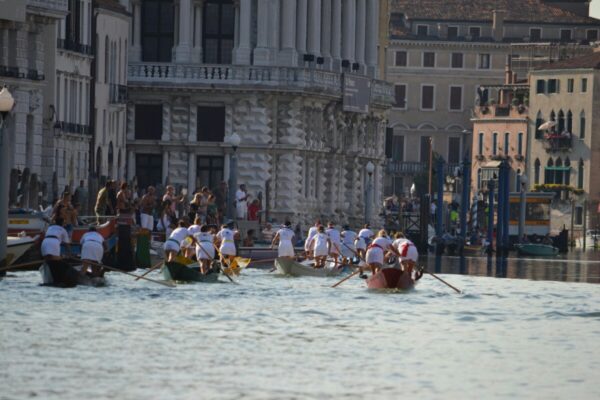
(592, 0, 600, 18)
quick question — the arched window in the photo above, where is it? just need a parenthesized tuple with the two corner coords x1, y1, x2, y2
(556, 157, 563, 184)
(565, 158, 571, 185)
(535, 111, 543, 139)
(104, 36, 109, 83)
(545, 158, 554, 184)
(492, 132, 498, 155)
(517, 132, 523, 155)
(516, 169, 521, 191)
(534, 158, 541, 184)
(477, 168, 482, 190)
(578, 159, 584, 189)
(108, 142, 114, 178)
(478, 132, 483, 156)
(557, 110, 565, 133)
(580, 111, 586, 139)
(504, 132, 510, 155)
(550, 110, 556, 121)
(567, 110, 573, 133)
(96, 147, 103, 177)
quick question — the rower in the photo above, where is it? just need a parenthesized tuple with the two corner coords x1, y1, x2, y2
(392, 233, 423, 288)
(164, 220, 195, 262)
(364, 229, 399, 276)
(41, 217, 77, 286)
(271, 221, 295, 259)
(80, 226, 107, 277)
(340, 225, 357, 265)
(216, 221, 237, 266)
(195, 224, 215, 274)
(308, 225, 331, 268)
(304, 219, 321, 259)
(188, 217, 202, 237)
(326, 222, 342, 269)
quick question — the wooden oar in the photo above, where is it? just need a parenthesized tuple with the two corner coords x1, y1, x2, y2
(421, 268, 462, 294)
(0, 259, 44, 273)
(134, 259, 164, 281)
(331, 242, 367, 288)
(68, 257, 175, 288)
(212, 244, 237, 284)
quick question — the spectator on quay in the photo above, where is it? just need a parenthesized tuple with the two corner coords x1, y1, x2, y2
(207, 194, 218, 225)
(139, 186, 156, 231)
(94, 181, 114, 222)
(261, 223, 276, 242)
(213, 181, 228, 222)
(248, 199, 260, 221)
(116, 182, 132, 215)
(236, 184, 250, 220)
(108, 180, 117, 216)
(189, 192, 203, 222)
(243, 229, 255, 247)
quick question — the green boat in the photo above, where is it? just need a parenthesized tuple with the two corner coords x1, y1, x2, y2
(514, 243, 559, 257)
(162, 261, 220, 283)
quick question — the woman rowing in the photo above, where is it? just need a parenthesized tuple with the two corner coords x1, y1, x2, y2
(308, 225, 331, 269)
(364, 229, 399, 276)
(216, 221, 237, 267)
(164, 220, 196, 262)
(194, 224, 215, 274)
(326, 222, 342, 269)
(271, 221, 295, 259)
(340, 225, 357, 265)
(392, 232, 423, 289)
(304, 219, 321, 259)
(40, 217, 78, 286)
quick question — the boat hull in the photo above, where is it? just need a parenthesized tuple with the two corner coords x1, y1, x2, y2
(366, 268, 415, 290)
(515, 243, 558, 256)
(274, 257, 343, 277)
(162, 261, 220, 283)
(7, 236, 37, 265)
(40, 262, 106, 288)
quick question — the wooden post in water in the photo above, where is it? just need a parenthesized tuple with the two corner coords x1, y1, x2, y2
(29, 174, 39, 211)
(570, 199, 575, 248)
(20, 168, 30, 208)
(582, 199, 587, 251)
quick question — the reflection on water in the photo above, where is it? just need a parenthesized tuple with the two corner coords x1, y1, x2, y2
(424, 250, 600, 284)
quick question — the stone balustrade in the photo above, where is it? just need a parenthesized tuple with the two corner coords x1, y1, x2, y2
(27, 0, 68, 14)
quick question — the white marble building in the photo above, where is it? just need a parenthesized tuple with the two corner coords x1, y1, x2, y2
(125, 0, 393, 226)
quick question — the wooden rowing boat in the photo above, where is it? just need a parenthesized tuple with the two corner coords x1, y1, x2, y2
(40, 262, 107, 288)
(274, 257, 344, 277)
(366, 267, 416, 290)
(162, 261, 220, 283)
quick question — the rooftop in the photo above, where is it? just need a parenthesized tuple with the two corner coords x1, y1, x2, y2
(535, 51, 600, 69)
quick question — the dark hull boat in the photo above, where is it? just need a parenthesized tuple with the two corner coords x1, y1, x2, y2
(40, 261, 106, 288)
(366, 268, 416, 290)
(162, 261, 220, 283)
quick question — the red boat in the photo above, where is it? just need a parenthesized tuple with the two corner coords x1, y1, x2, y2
(366, 268, 417, 290)
(71, 218, 117, 243)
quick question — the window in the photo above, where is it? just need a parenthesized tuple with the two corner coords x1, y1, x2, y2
(197, 106, 225, 141)
(449, 86, 462, 111)
(530, 28, 541, 41)
(394, 84, 407, 109)
(395, 51, 407, 66)
(518, 132, 523, 155)
(385, 128, 393, 158)
(136, 154, 163, 189)
(567, 110, 573, 133)
(534, 159, 540, 184)
(547, 79, 558, 94)
(135, 104, 163, 140)
(545, 158, 554, 184)
(564, 158, 571, 185)
(478, 54, 490, 69)
(536, 79, 545, 94)
(567, 79, 574, 93)
(392, 135, 405, 161)
(203, 0, 235, 64)
(420, 136, 431, 163)
(448, 137, 461, 164)
(421, 85, 435, 110)
(196, 156, 224, 190)
(492, 132, 498, 155)
(555, 158, 563, 184)
(142, 0, 174, 62)
(575, 207, 583, 225)
(447, 26, 458, 39)
(587, 29, 599, 42)
(578, 159, 584, 189)
(504, 133, 510, 155)
(451, 53, 463, 68)
(580, 111, 586, 139)
(478, 132, 483, 156)
(423, 52, 435, 67)
(560, 29, 572, 42)
(582, 78, 588, 93)
(417, 25, 428, 37)
(557, 110, 565, 133)
(469, 26, 481, 39)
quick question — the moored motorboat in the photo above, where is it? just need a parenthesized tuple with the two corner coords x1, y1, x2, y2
(39, 262, 107, 288)
(366, 267, 416, 290)
(162, 261, 220, 283)
(8, 208, 49, 237)
(514, 243, 558, 256)
(7, 235, 38, 265)
(274, 257, 344, 277)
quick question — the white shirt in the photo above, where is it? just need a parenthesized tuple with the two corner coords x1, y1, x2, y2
(277, 228, 294, 243)
(371, 237, 392, 250)
(358, 228, 374, 239)
(45, 225, 70, 244)
(306, 226, 319, 243)
(81, 231, 104, 246)
(169, 227, 190, 244)
(312, 233, 329, 249)
(188, 224, 202, 236)
(342, 230, 357, 245)
(217, 228, 235, 243)
(236, 189, 247, 202)
(326, 228, 341, 245)
(392, 238, 409, 251)
(195, 232, 214, 243)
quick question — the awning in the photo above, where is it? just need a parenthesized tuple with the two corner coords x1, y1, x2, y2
(482, 161, 501, 168)
(544, 166, 570, 171)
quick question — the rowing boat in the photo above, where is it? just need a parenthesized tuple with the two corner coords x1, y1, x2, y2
(274, 257, 344, 277)
(366, 267, 417, 290)
(162, 261, 220, 283)
(514, 243, 558, 257)
(40, 262, 107, 288)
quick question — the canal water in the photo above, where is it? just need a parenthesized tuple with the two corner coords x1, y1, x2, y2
(1, 254, 599, 399)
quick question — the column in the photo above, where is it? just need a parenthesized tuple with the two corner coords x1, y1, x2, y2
(365, 0, 378, 76)
(342, 0, 355, 62)
(175, 0, 192, 62)
(233, 0, 252, 64)
(127, 150, 136, 181)
(161, 103, 171, 141)
(296, 0, 308, 57)
(331, 0, 341, 65)
(355, 0, 366, 67)
(162, 151, 169, 185)
(191, 1, 203, 63)
(253, 0, 271, 65)
(307, 0, 321, 56)
(279, 0, 298, 66)
(320, 0, 332, 65)
(131, 0, 142, 61)
(187, 152, 196, 192)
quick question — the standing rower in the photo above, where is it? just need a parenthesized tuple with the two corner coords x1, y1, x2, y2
(195, 225, 215, 274)
(364, 230, 399, 276)
(308, 225, 331, 269)
(164, 220, 195, 262)
(271, 221, 295, 259)
(216, 221, 237, 266)
(304, 219, 321, 259)
(41, 218, 77, 286)
(340, 225, 358, 265)
(80, 226, 107, 277)
(326, 222, 342, 269)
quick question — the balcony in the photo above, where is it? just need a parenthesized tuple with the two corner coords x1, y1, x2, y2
(54, 121, 91, 136)
(57, 38, 93, 56)
(27, 0, 68, 15)
(0, 66, 44, 81)
(128, 63, 394, 105)
(543, 134, 573, 152)
(387, 161, 461, 175)
(109, 84, 127, 104)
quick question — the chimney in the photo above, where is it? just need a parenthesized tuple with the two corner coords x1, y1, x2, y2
(492, 10, 506, 42)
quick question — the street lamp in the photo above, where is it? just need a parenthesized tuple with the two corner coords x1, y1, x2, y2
(0, 86, 15, 275)
(518, 173, 528, 242)
(226, 132, 241, 221)
(365, 161, 375, 224)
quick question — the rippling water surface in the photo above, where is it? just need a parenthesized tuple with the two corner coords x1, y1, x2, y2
(1, 256, 600, 400)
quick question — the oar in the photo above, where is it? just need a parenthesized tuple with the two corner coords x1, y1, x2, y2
(212, 244, 237, 284)
(0, 259, 44, 273)
(68, 257, 175, 288)
(331, 242, 367, 288)
(421, 267, 462, 294)
(134, 259, 164, 281)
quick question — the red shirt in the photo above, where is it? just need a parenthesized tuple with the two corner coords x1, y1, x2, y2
(247, 203, 259, 221)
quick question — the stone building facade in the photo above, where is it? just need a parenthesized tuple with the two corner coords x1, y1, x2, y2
(125, 0, 393, 227)
(385, 0, 600, 197)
